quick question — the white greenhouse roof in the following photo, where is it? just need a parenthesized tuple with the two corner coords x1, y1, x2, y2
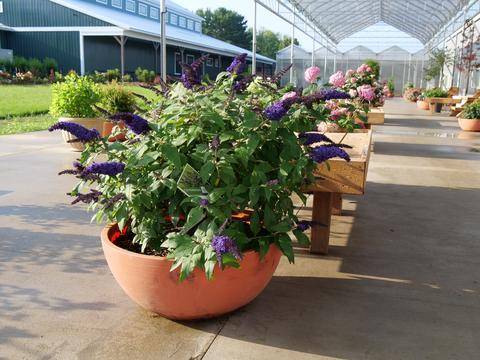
(290, 0, 470, 43)
(50, 0, 274, 63)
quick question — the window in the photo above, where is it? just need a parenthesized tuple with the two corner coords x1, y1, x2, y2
(138, 2, 148, 16)
(0, 2, 3, 13)
(179, 16, 186, 28)
(187, 19, 194, 30)
(150, 7, 159, 19)
(206, 58, 213, 67)
(214, 58, 219, 68)
(112, 0, 122, 9)
(125, 0, 135, 12)
(96, 0, 107, 4)
(174, 52, 182, 75)
(170, 13, 178, 25)
(194, 22, 201, 32)
(186, 55, 195, 65)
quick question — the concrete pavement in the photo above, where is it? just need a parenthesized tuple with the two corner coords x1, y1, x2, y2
(1, 98, 479, 359)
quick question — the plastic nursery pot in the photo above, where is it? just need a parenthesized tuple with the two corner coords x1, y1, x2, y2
(59, 117, 105, 151)
(457, 116, 480, 132)
(434, 103, 443, 113)
(101, 224, 282, 320)
(102, 121, 127, 142)
(417, 100, 430, 110)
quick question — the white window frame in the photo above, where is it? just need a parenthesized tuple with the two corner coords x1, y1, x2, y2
(174, 52, 183, 75)
(194, 22, 201, 32)
(150, 7, 159, 19)
(96, 0, 107, 4)
(206, 58, 213, 67)
(125, 0, 135, 12)
(0, 2, 4, 13)
(138, 2, 148, 16)
(214, 58, 219, 68)
(170, 13, 178, 25)
(186, 54, 195, 65)
(179, 16, 186, 28)
(111, 0, 122, 9)
(187, 19, 194, 30)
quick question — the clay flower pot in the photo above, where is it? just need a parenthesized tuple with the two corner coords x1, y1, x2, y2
(101, 224, 282, 320)
(457, 114, 480, 132)
(417, 100, 430, 110)
(103, 121, 127, 142)
(59, 117, 104, 151)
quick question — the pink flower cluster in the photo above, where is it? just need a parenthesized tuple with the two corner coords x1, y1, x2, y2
(324, 100, 349, 121)
(281, 91, 297, 101)
(356, 64, 372, 74)
(357, 85, 376, 101)
(304, 66, 321, 84)
(329, 71, 346, 87)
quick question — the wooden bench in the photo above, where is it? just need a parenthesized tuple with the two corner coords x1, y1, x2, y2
(426, 97, 461, 114)
(302, 130, 372, 254)
(365, 107, 385, 129)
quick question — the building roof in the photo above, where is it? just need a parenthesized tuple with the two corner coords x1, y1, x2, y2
(50, 0, 275, 64)
(143, 0, 204, 22)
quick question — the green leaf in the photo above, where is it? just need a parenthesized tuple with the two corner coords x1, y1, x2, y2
(221, 253, 240, 268)
(293, 229, 310, 246)
(250, 211, 260, 236)
(277, 233, 294, 263)
(200, 161, 215, 183)
(271, 221, 292, 233)
(162, 144, 182, 169)
(243, 110, 261, 128)
(181, 207, 205, 234)
(249, 187, 260, 206)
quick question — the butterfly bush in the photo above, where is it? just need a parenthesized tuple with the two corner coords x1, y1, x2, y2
(54, 54, 352, 281)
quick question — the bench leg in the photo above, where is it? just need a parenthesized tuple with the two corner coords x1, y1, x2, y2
(429, 104, 435, 115)
(310, 192, 333, 255)
(332, 193, 342, 215)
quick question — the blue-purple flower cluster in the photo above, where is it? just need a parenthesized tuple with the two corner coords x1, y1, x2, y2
(309, 145, 351, 163)
(264, 101, 289, 121)
(68, 189, 102, 205)
(49, 121, 100, 143)
(110, 113, 150, 135)
(296, 220, 312, 232)
(211, 234, 242, 265)
(83, 161, 125, 177)
(181, 54, 208, 89)
(227, 53, 247, 75)
(301, 89, 350, 108)
(298, 132, 334, 146)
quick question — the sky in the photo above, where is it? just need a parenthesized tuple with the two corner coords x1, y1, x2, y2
(173, 0, 424, 54)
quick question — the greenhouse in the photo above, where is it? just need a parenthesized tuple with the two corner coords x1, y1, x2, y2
(1, 0, 480, 359)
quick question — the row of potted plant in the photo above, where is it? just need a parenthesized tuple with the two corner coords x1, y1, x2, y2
(48, 56, 376, 320)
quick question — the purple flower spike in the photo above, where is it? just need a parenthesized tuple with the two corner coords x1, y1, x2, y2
(212, 234, 242, 265)
(266, 179, 279, 186)
(199, 198, 209, 207)
(82, 161, 125, 177)
(299, 132, 334, 146)
(68, 189, 102, 205)
(309, 145, 351, 164)
(181, 55, 208, 89)
(49, 121, 100, 142)
(110, 113, 150, 135)
(318, 88, 351, 101)
(296, 220, 312, 232)
(210, 135, 220, 150)
(227, 53, 247, 75)
(264, 101, 288, 121)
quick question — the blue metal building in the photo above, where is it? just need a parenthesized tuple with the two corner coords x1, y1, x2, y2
(0, 0, 275, 77)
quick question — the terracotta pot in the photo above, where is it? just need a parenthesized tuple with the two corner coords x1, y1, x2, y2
(59, 117, 104, 151)
(417, 100, 430, 110)
(457, 116, 480, 132)
(101, 224, 282, 320)
(103, 121, 127, 142)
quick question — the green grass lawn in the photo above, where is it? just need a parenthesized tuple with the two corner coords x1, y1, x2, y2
(0, 114, 56, 135)
(0, 83, 158, 135)
(0, 85, 52, 118)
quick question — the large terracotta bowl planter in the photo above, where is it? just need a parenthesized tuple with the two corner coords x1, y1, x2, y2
(417, 100, 430, 110)
(59, 117, 104, 151)
(101, 224, 282, 320)
(457, 115, 480, 132)
(103, 121, 127, 142)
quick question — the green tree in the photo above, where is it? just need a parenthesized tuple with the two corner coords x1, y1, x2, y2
(253, 29, 300, 59)
(196, 8, 251, 49)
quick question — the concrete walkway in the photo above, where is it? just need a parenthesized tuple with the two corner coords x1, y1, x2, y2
(1, 98, 479, 359)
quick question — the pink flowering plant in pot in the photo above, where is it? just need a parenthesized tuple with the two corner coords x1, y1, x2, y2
(49, 55, 352, 318)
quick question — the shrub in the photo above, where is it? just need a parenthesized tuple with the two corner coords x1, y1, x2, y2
(403, 87, 422, 102)
(99, 82, 136, 114)
(28, 58, 45, 78)
(135, 67, 156, 83)
(462, 100, 480, 119)
(105, 68, 121, 82)
(423, 87, 448, 98)
(88, 71, 107, 84)
(43, 57, 58, 73)
(364, 59, 380, 79)
(387, 77, 395, 93)
(122, 74, 132, 82)
(50, 73, 101, 118)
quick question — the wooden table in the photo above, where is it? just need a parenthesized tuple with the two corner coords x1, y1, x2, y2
(365, 107, 385, 129)
(426, 97, 461, 114)
(302, 130, 372, 254)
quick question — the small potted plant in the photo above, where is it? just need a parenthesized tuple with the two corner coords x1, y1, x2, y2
(422, 87, 449, 112)
(49, 73, 102, 151)
(50, 54, 352, 320)
(457, 100, 480, 131)
(98, 81, 137, 141)
(417, 94, 430, 110)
